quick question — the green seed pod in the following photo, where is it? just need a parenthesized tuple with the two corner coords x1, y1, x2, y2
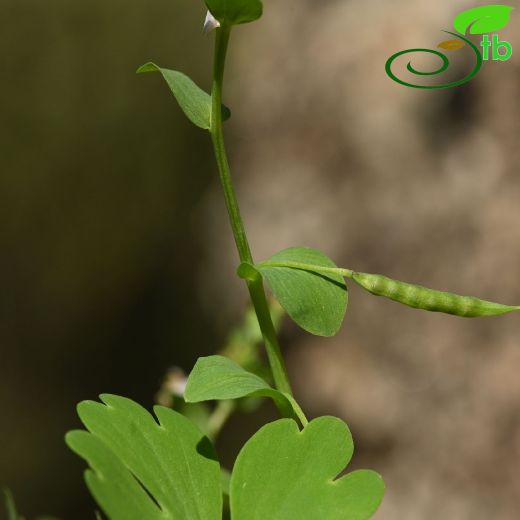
(352, 272, 520, 317)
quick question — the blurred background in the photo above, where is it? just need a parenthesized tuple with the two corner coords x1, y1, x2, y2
(1, 0, 519, 518)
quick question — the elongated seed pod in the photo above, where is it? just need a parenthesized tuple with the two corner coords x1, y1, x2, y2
(352, 272, 520, 317)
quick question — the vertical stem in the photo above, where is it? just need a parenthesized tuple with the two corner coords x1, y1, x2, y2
(247, 279, 293, 395)
(210, 27, 251, 263)
(209, 26, 293, 396)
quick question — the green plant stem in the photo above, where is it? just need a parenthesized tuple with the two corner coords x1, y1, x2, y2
(209, 26, 293, 397)
(207, 400, 236, 440)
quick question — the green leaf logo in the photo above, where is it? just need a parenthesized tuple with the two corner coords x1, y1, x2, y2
(453, 5, 514, 35)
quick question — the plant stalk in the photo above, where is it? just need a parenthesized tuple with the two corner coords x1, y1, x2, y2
(209, 26, 293, 396)
(207, 400, 236, 440)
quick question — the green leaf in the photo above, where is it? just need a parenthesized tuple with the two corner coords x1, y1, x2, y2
(257, 247, 348, 337)
(230, 416, 385, 520)
(3, 489, 21, 520)
(185, 355, 307, 425)
(137, 63, 231, 129)
(66, 394, 222, 520)
(205, 0, 263, 26)
(453, 5, 514, 35)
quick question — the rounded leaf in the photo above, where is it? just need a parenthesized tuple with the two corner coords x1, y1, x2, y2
(258, 247, 348, 337)
(230, 417, 384, 520)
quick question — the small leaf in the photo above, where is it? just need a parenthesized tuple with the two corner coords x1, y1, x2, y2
(257, 247, 348, 337)
(437, 39, 466, 51)
(453, 5, 514, 35)
(230, 417, 385, 520)
(185, 355, 307, 425)
(137, 63, 230, 129)
(66, 395, 222, 520)
(205, 0, 263, 26)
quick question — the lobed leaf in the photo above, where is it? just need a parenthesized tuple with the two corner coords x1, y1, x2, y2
(185, 355, 307, 425)
(66, 394, 222, 520)
(453, 5, 514, 35)
(205, 0, 263, 26)
(230, 416, 385, 520)
(137, 63, 230, 129)
(257, 247, 348, 337)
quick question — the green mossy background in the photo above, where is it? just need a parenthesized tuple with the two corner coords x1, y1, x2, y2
(1, 0, 520, 519)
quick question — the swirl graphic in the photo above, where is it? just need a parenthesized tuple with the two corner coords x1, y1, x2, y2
(385, 31, 483, 89)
